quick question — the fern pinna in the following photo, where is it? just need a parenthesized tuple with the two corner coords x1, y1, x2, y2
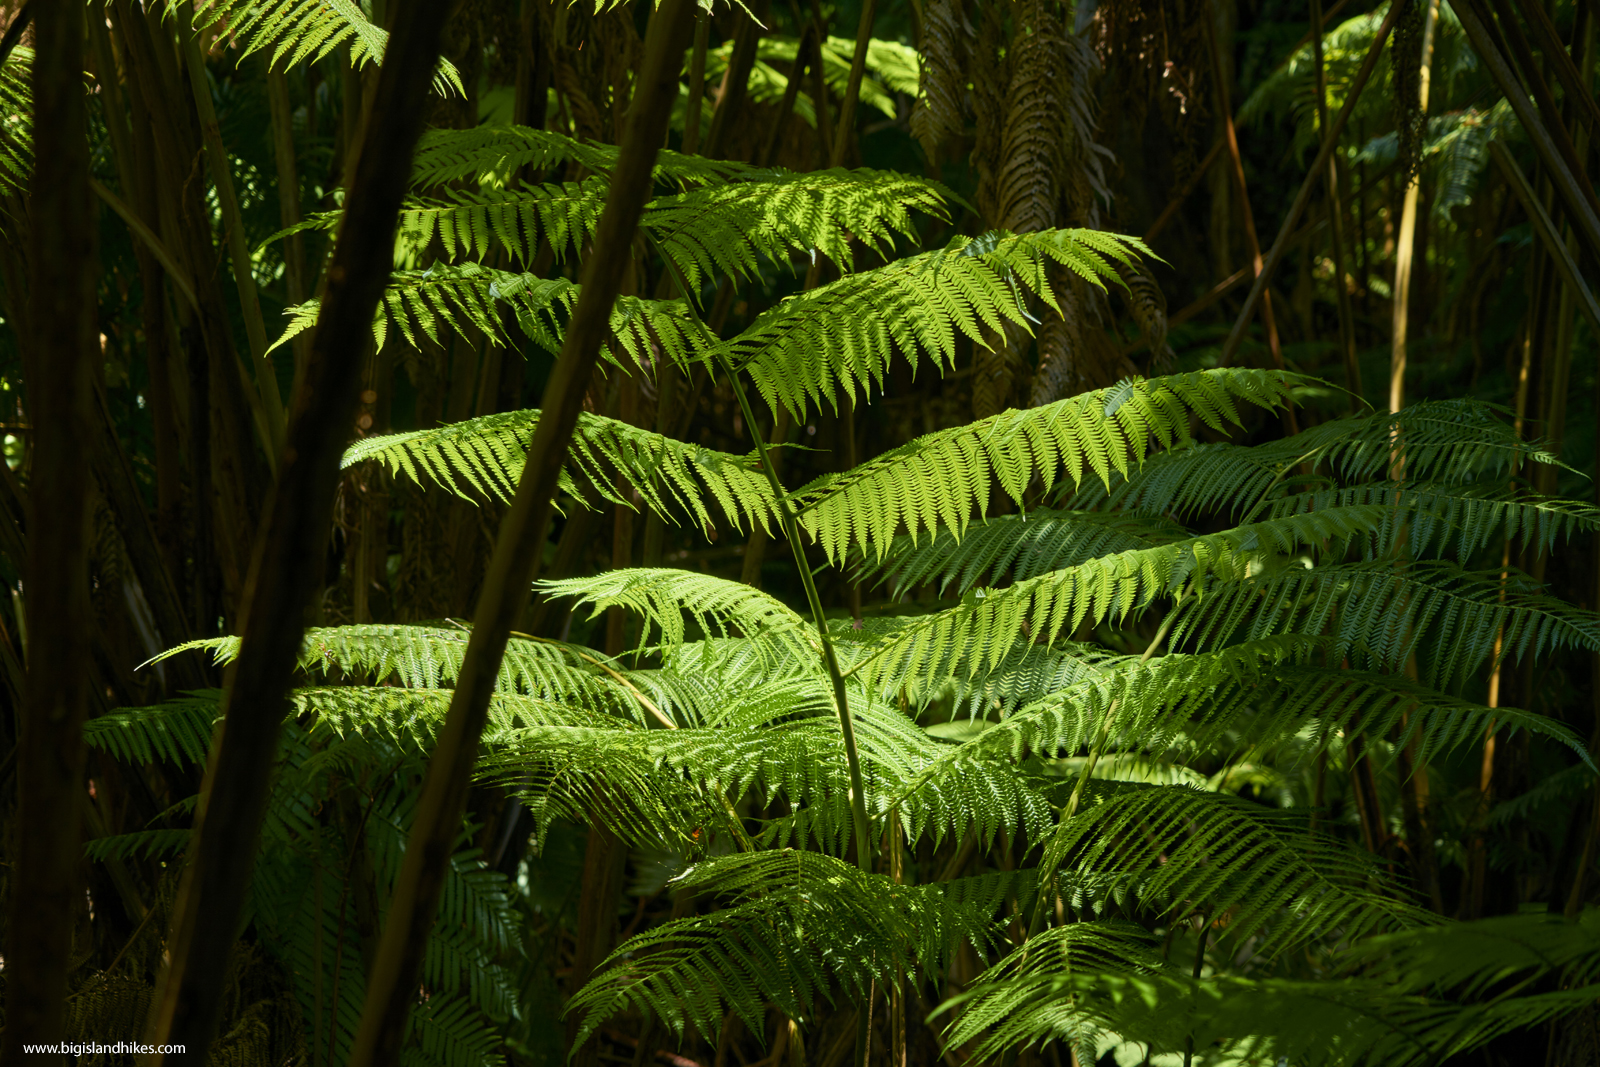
(78, 120, 1600, 1067)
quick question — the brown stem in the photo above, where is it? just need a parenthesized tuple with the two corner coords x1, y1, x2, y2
(143, 0, 457, 1055)
(828, 0, 878, 168)
(267, 66, 312, 384)
(345, 5, 696, 1064)
(1143, 137, 1224, 245)
(1310, 0, 1362, 406)
(1389, 0, 1439, 413)
(2, 0, 96, 1054)
(683, 14, 710, 155)
(1219, 0, 1405, 366)
(704, 0, 768, 158)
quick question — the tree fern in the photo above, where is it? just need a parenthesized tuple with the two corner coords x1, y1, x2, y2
(0, 47, 27, 198)
(178, 0, 464, 94)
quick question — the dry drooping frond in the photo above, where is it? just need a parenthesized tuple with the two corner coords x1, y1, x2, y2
(910, 0, 969, 162)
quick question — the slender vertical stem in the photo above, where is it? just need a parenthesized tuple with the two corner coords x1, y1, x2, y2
(1219, 0, 1406, 366)
(1310, 0, 1362, 407)
(346, 7, 696, 1063)
(660, 256, 873, 871)
(828, 0, 877, 168)
(143, 0, 457, 1056)
(177, 5, 286, 459)
(683, 14, 709, 155)
(1389, 0, 1438, 413)
(3, 0, 96, 1055)
(267, 65, 313, 385)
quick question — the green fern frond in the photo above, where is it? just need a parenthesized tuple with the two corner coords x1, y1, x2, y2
(568, 850, 1030, 1049)
(180, 0, 463, 94)
(726, 229, 1146, 419)
(1043, 786, 1426, 955)
(0, 48, 28, 198)
(538, 568, 816, 657)
(845, 507, 1391, 687)
(85, 828, 193, 864)
(1173, 559, 1600, 685)
(864, 509, 1191, 596)
(409, 124, 746, 190)
(791, 370, 1301, 565)
(151, 625, 655, 721)
(343, 409, 776, 534)
(270, 265, 702, 371)
(84, 691, 221, 765)
(1075, 400, 1561, 520)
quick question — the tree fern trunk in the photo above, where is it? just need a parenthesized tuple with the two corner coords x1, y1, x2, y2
(3, 0, 96, 1055)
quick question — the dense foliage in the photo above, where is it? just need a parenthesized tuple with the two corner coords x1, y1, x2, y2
(3, 0, 1600, 1065)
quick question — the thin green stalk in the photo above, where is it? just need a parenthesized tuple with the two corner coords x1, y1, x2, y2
(659, 255, 873, 872)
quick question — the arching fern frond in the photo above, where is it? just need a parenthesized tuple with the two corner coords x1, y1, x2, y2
(342, 409, 776, 534)
(726, 229, 1146, 419)
(1173, 559, 1600, 685)
(863, 509, 1191, 596)
(409, 124, 747, 190)
(791, 370, 1302, 565)
(270, 265, 702, 371)
(538, 568, 816, 658)
(150, 625, 653, 720)
(844, 507, 1391, 687)
(0, 48, 28, 198)
(181, 0, 463, 94)
(568, 850, 1031, 1049)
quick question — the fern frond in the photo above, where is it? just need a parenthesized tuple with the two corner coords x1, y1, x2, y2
(845, 507, 1391, 688)
(343, 409, 776, 534)
(791, 370, 1301, 565)
(1043, 785, 1426, 955)
(568, 850, 1029, 1049)
(408, 125, 746, 190)
(0, 48, 28, 198)
(1075, 400, 1561, 519)
(85, 828, 193, 863)
(725, 229, 1146, 419)
(1173, 559, 1600, 686)
(863, 509, 1191, 596)
(151, 625, 657, 721)
(180, 0, 463, 94)
(270, 265, 702, 372)
(84, 691, 221, 765)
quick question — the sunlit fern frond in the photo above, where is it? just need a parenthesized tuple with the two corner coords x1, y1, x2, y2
(180, 0, 463, 94)
(1266, 483, 1600, 561)
(939, 922, 1169, 1060)
(725, 229, 1145, 419)
(862, 508, 1191, 596)
(791, 370, 1301, 566)
(343, 408, 776, 536)
(947, 911, 1600, 1067)
(270, 265, 702, 373)
(703, 35, 920, 128)
(0, 47, 28, 198)
(568, 850, 1029, 1049)
(150, 625, 661, 721)
(843, 507, 1393, 688)
(1071, 400, 1561, 519)
(84, 690, 220, 765)
(1041, 785, 1426, 957)
(408, 124, 748, 190)
(539, 568, 817, 658)
(1172, 559, 1600, 686)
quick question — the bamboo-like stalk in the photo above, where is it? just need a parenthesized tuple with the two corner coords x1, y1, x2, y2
(683, 14, 710, 155)
(828, 0, 877, 168)
(142, 0, 458, 1056)
(704, 0, 766, 158)
(1203, 15, 1288, 377)
(1219, 0, 1405, 366)
(344, 6, 696, 1064)
(177, 4, 285, 460)
(1389, 0, 1438, 413)
(1310, 0, 1362, 406)
(1453, 0, 1600, 266)
(3, 0, 96, 1053)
